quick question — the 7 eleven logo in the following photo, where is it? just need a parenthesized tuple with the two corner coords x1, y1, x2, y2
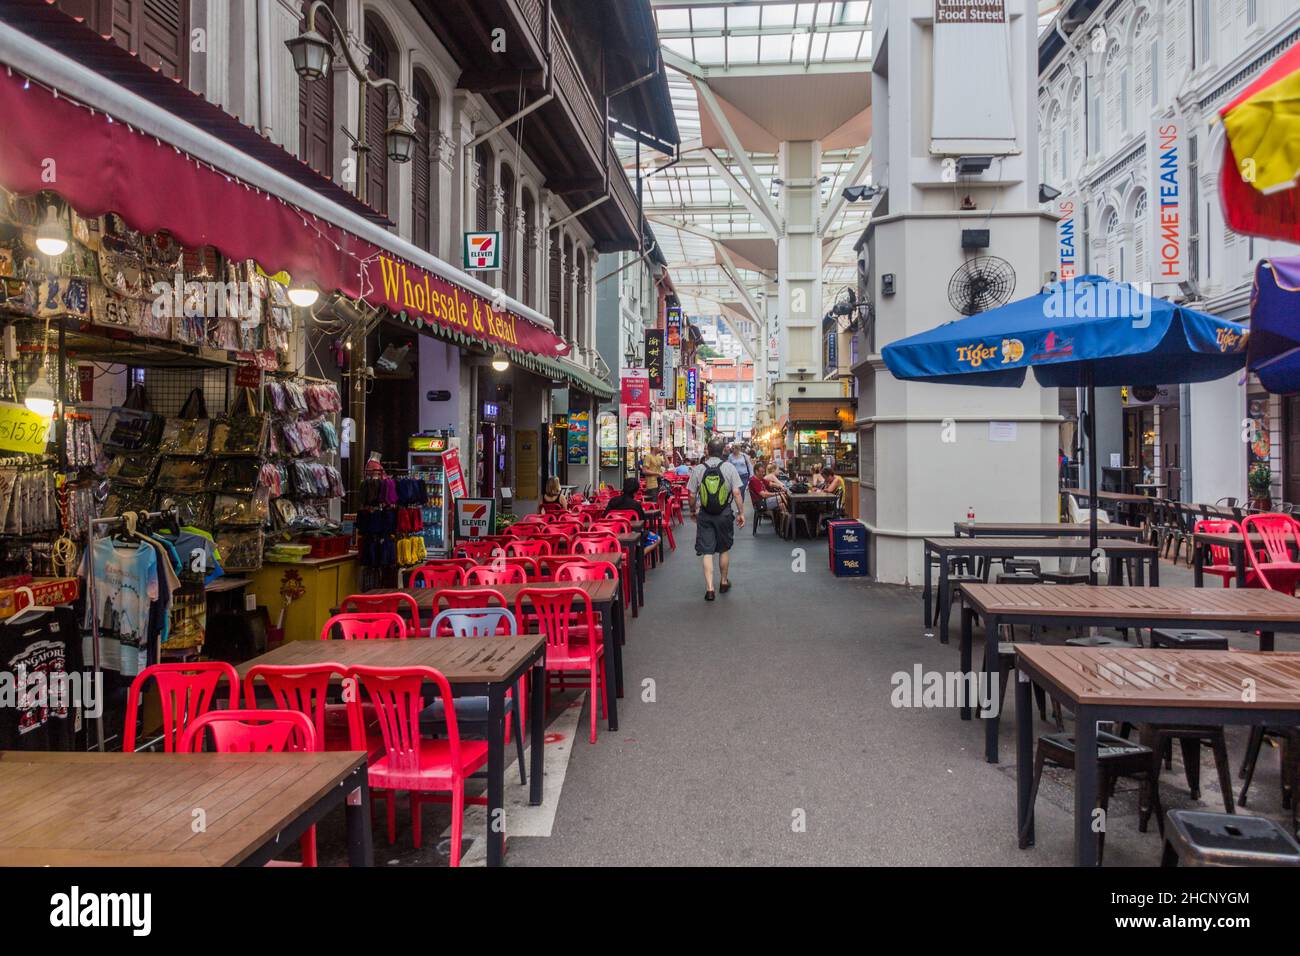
(464, 231, 500, 270)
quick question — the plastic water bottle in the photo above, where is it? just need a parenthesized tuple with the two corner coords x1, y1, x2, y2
(967, 506, 976, 529)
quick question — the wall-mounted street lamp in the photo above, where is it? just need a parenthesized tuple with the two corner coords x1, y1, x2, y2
(287, 1, 417, 206)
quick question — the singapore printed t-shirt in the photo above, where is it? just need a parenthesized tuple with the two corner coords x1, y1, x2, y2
(0, 606, 82, 751)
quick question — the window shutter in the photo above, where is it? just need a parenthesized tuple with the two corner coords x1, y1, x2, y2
(363, 19, 390, 217)
(412, 82, 432, 253)
(475, 145, 491, 233)
(522, 194, 535, 307)
(1167, 0, 1188, 80)
(297, 2, 333, 176)
(139, 0, 187, 81)
(1133, 194, 1148, 281)
(548, 235, 562, 327)
(500, 166, 516, 298)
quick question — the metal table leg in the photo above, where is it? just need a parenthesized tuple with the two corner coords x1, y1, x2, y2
(1074, 707, 1100, 866)
(1015, 667, 1035, 848)
(345, 768, 373, 867)
(602, 598, 621, 730)
(984, 612, 1001, 763)
(486, 686, 506, 866)
(959, 605, 973, 720)
(528, 659, 545, 806)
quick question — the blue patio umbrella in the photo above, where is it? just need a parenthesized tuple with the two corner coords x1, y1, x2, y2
(881, 275, 1249, 580)
(1246, 255, 1300, 394)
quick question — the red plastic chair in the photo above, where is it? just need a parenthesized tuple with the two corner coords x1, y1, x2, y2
(508, 537, 553, 557)
(434, 588, 507, 612)
(409, 564, 466, 588)
(179, 709, 319, 866)
(346, 665, 489, 861)
(1193, 518, 1250, 587)
(320, 612, 408, 641)
(574, 534, 621, 555)
(342, 592, 423, 637)
(500, 555, 541, 579)
(1243, 513, 1300, 594)
(534, 533, 572, 555)
(555, 560, 619, 583)
(244, 662, 355, 753)
(606, 509, 641, 524)
(180, 708, 316, 753)
(518, 587, 607, 744)
(467, 564, 527, 586)
(592, 520, 631, 535)
(456, 540, 505, 561)
(122, 661, 240, 753)
(539, 501, 566, 515)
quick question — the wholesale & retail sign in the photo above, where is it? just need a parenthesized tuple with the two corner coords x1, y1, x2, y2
(369, 255, 568, 357)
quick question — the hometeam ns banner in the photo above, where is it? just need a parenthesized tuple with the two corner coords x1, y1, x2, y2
(367, 254, 569, 357)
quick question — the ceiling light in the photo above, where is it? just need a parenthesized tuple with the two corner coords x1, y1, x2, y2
(491, 350, 510, 372)
(35, 205, 67, 257)
(287, 285, 320, 308)
(23, 368, 56, 419)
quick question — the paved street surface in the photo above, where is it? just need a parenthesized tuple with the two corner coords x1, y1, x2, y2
(316, 521, 1294, 867)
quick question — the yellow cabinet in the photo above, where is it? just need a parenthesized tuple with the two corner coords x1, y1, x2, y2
(247, 555, 360, 643)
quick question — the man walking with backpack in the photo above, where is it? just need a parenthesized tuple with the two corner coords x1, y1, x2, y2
(688, 436, 746, 601)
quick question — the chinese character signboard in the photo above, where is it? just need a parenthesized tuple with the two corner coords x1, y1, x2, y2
(685, 367, 698, 412)
(645, 330, 665, 389)
(667, 307, 682, 347)
(462, 231, 500, 271)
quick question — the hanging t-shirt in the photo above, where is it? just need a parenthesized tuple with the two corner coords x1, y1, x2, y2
(0, 606, 84, 751)
(85, 537, 159, 677)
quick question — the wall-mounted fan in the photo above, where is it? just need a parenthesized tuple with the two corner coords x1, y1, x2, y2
(948, 256, 1016, 316)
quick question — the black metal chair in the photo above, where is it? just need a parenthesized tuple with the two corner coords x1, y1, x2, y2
(1161, 810, 1300, 866)
(1021, 729, 1164, 859)
(751, 493, 776, 535)
(1238, 727, 1298, 837)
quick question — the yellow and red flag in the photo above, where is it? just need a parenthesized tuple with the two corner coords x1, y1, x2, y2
(1220, 39, 1300, 241)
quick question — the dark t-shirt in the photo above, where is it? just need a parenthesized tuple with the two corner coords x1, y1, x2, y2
(604, 496, 646, 522)
(0, 606, 83, 751)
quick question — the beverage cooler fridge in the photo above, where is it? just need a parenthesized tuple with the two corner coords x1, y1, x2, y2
(409, 448, 452, 557)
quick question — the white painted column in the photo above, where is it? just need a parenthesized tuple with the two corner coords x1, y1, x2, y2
(777, 140, 824, 376)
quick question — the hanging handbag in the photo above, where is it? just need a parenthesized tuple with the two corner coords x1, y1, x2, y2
(210, 388, 268, 457)
(101, 382, 162, 453)
(158, 388, 211, 456)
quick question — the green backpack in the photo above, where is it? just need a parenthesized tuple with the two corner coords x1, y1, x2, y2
(697, 460, 732, 515)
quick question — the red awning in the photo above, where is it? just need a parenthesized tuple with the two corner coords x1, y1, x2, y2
(0, 67, 569, 358)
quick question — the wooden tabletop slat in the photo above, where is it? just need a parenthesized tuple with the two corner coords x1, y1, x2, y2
(1015, 645, 1300, 708)
(953, 522, 1145, 538)
(926, 537, 1155, 554)
(0, 750, 364, 867)
(235, 634, 546, 683)
(961, 585, 1300, 624)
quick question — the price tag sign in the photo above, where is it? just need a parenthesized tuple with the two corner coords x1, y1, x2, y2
(0, 402, 52, 454)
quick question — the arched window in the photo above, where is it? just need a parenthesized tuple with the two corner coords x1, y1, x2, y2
(1068, 79, 1084, 173)
(412, 71, 438, 254)
(296, 0, 334, 176)
(1132, 192, 1148, 281)
(548, 230, 563, 328)
(1104, 41, 1123, 149)
(500, 164, 516, 298)
(363, 14, 395, 216)
(575, 247, 587, 346)
(562, 235, 574, 341)
(1104, 207, 1121, 280)
(521, 190, 536, 307)
(1133, 10, 1153, 115)
(1047, 102, 1063, 184)
(475, 144, 492, 233)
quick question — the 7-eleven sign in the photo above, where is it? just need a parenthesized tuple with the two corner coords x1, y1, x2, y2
(463, 231, 500, 271)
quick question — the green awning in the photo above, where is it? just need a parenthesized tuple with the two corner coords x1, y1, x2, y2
(393, 309, 615, 400)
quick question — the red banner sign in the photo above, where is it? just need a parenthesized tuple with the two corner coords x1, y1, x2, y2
(442, 448, 467, 499)
(366, 255, 568, 357)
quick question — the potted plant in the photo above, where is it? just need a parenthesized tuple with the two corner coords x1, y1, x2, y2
(1249, 463, 1273, 511)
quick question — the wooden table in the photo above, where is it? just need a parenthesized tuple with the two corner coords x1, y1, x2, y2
(959, 584, 1300, 764)
(238, 634, 544, 868)
(0, 749, 371, 866)
(1192, 531, 1295, 588)
(952, 522, 1145, 539)
(1060, 487, 1154, 526)
(923, 537, 1160, 644)
(384, 579, 625, 719)
(616, 531, 646, 613)
(1013, 645, 1300, 866)
(785, 492, 839, 540)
